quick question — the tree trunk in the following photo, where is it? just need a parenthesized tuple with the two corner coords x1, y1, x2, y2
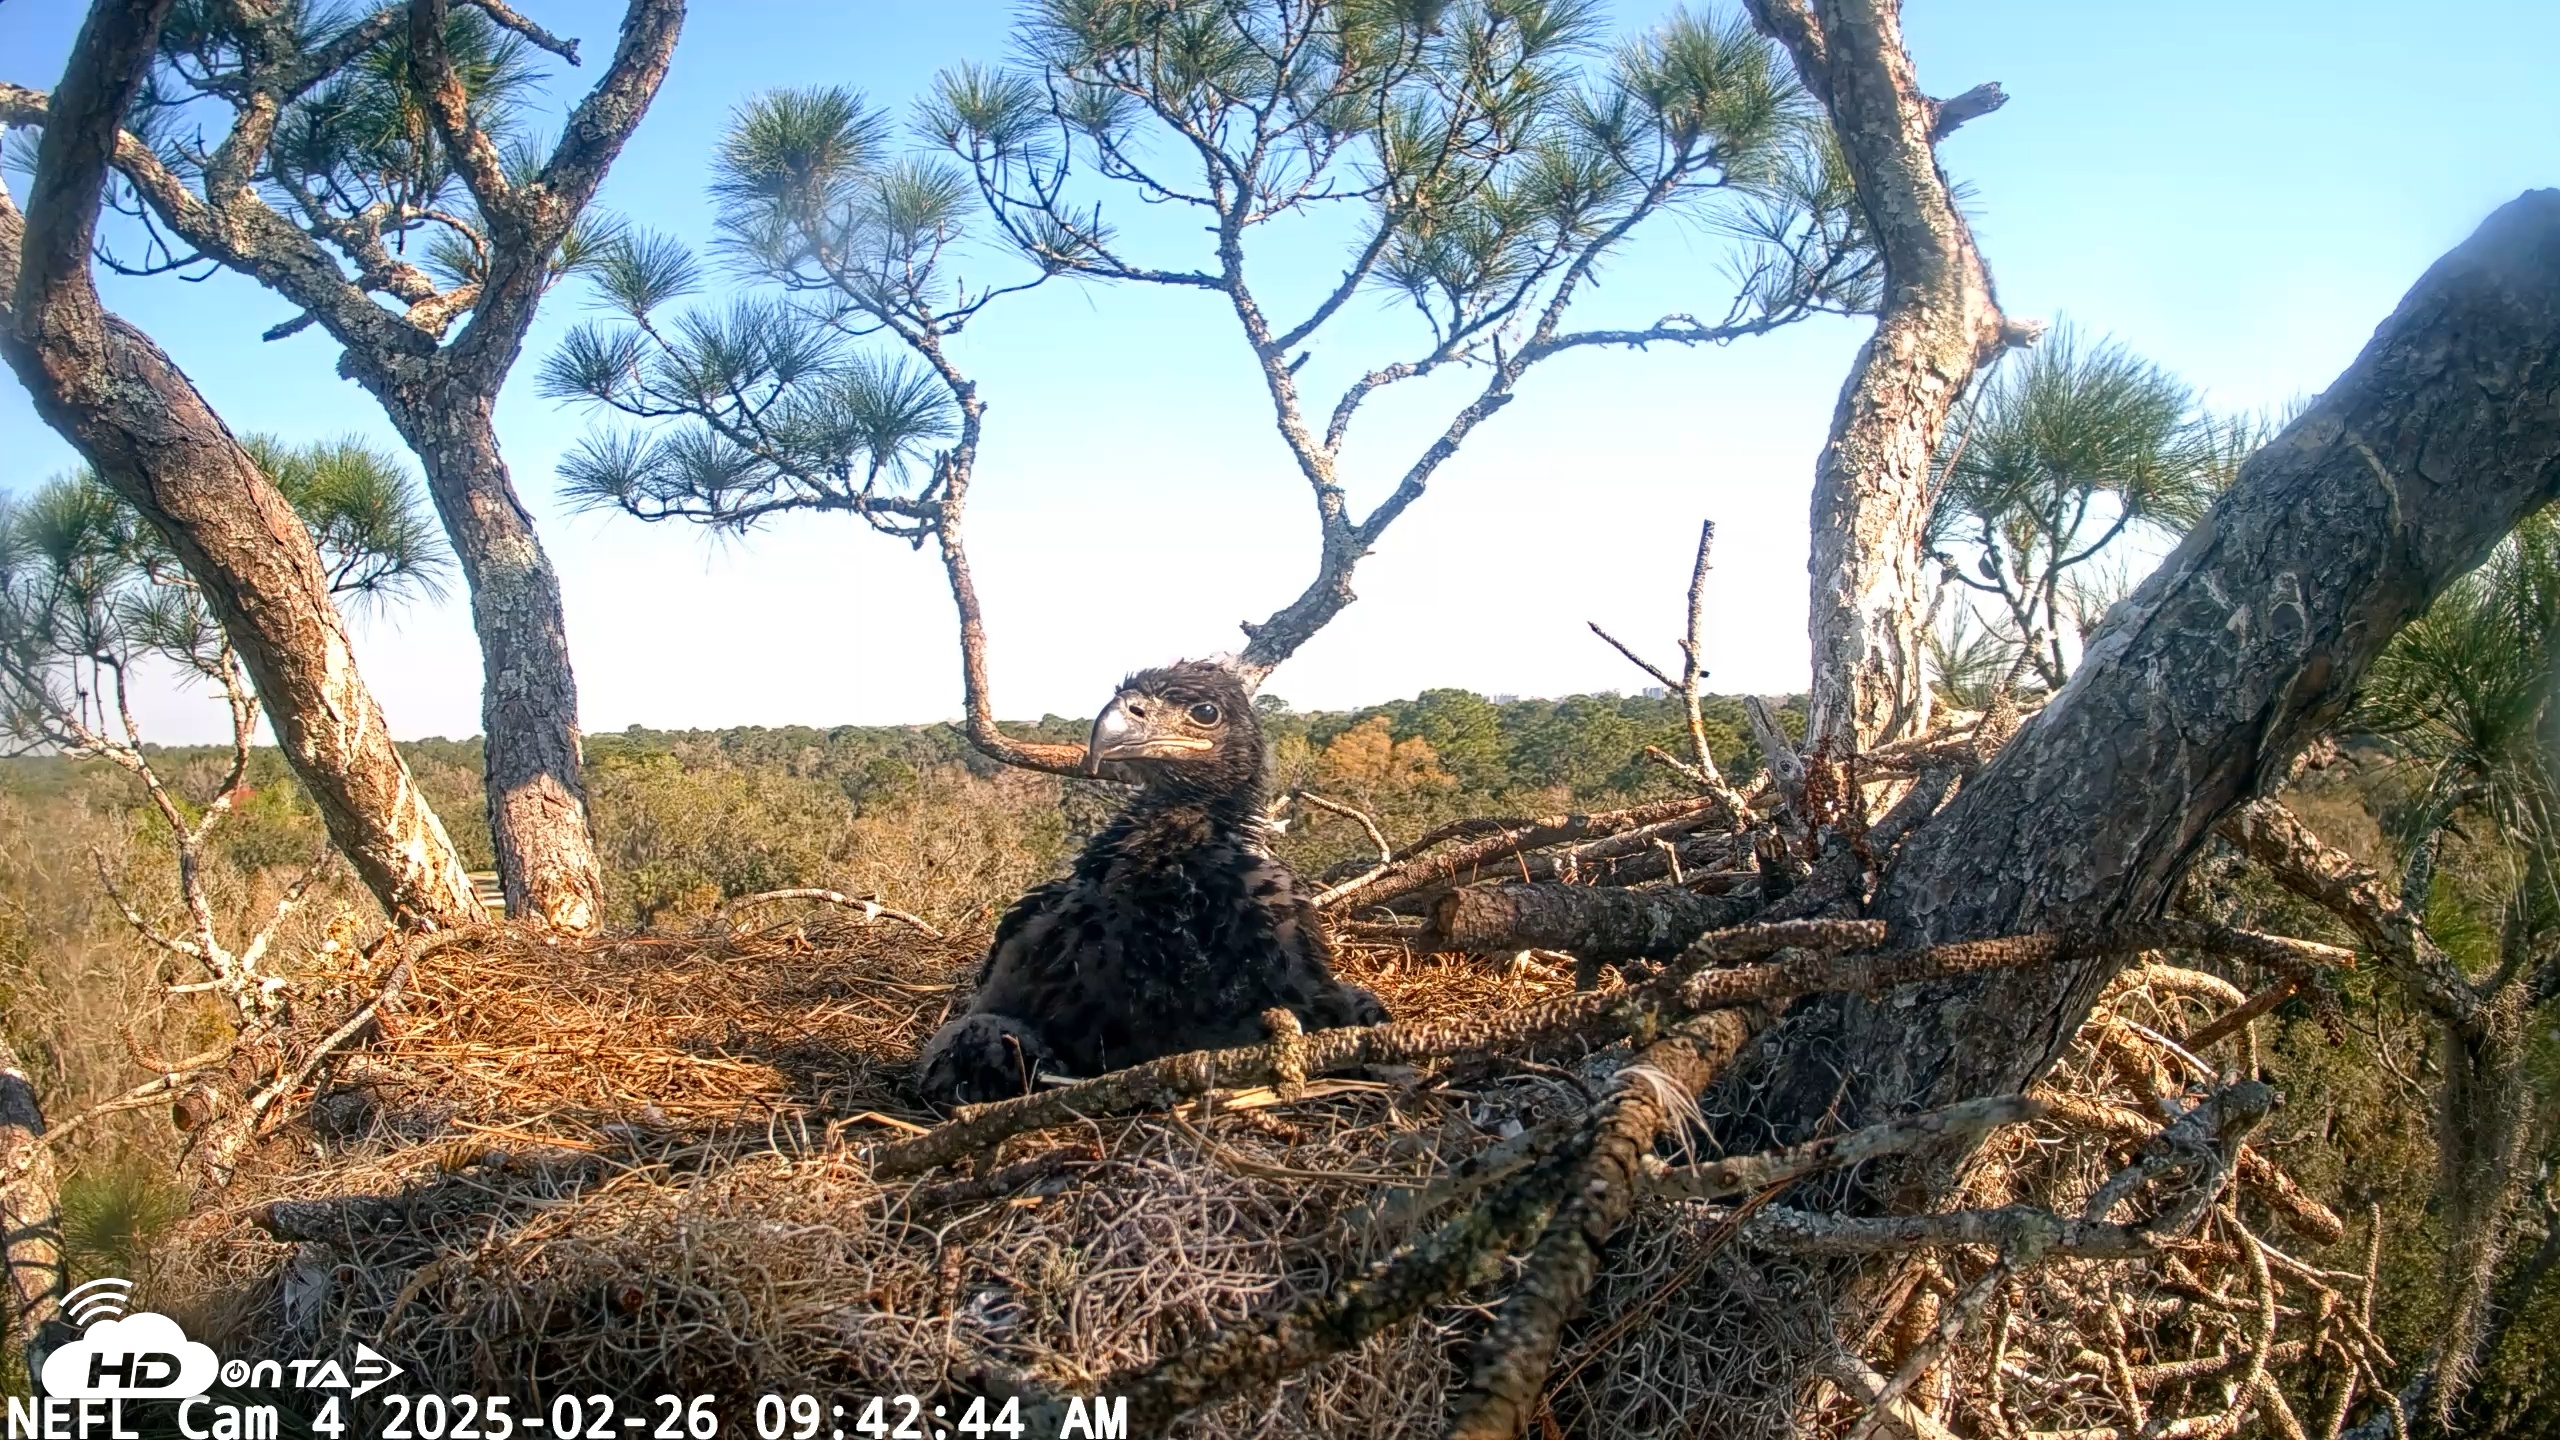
(0, 0, 486, 930)
(1738, 188, 2560, 1144)
(388, 391, 605, 933)
(2, 0, 685, 937)
(1743, 0, 2021, 759)
(0, 1033, 65, 1390)
(930, 390, 1106, 778)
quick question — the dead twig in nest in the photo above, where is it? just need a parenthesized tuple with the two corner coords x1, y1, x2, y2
(1647, 1095, 2045, 1201)
(1317, 795, 1720, 912)
(2182, 977, 2301, 1054)
(1586, 519, 1753, 825)
(719, 888, 944, 939)
(1109, 1116, 1597, 1432)
(1445, 1010, 1758, 1439)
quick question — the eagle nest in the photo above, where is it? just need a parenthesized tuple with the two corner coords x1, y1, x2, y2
(148, 907, 2373, 1439)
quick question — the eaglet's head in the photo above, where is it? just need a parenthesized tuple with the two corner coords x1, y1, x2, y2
(1085, 660, 1262, 797)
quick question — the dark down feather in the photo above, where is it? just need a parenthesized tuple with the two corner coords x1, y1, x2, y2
(916, 661, 1387, 1106)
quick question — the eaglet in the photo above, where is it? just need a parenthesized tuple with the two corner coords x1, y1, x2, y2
(916, 661, 1388, 1105)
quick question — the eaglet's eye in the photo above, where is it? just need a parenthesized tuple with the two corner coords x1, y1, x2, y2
(1187, 701, 1222, 725)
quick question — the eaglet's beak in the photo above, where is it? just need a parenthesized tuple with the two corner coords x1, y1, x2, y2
(1086, 694, 1215, 774)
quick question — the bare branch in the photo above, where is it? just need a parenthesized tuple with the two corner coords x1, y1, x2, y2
(1648, 1094, 2044, 1200)
(1927, 81, 2009, 140)
(459, 0, 581, 62)
(2222, 798, 2478, 1027)
(717, 888, 945, 940)
(1288, 790, 1391, 866)
(89, 848, 203, 961)
(1588, 621, 1682, 694)
(1317, 795, 1717, 913)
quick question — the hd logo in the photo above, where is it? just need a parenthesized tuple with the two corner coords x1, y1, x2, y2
(39, 1279, 218, 1399)
(12, 1277, 407, 1440)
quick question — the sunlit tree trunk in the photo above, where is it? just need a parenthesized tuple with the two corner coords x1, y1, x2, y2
(1745, 0, 2024, 764)
(0, 0, 485, 929)
(385, 388, 601, 931)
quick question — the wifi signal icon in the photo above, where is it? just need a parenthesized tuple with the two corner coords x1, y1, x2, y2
(64, 1277, 133, 1329)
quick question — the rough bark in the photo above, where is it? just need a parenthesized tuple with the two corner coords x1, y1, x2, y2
(1429, 882, 1761, 961)
(388, 391, 602, 931)
(1741, 189, 2560, 1143)
(0, 0, 484, 929)
(1, 0, 688, 932)
(0, 1033, 64, 1387)
(1743, 0, 2022, 756)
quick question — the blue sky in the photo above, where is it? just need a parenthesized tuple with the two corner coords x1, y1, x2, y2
(2, 0, 2555, 744)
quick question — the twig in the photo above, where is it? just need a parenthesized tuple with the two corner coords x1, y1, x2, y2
(1591, 520, 1749, 824)
(249, 951, 420, 1131)
(35, 1068, 227, 1152)
(891, 1145, 1098, 1216)
(1824, 1347, 1964, 1440)
(1647, 1094, 2044, 1200)
(2183, 978, 2299, 1054)
(1851, 1258, 2012, 1440)
(1289, 789, 1392, 865)
(1741, 1203, 2164, 1260)
(1676, 520, 1728, 787)
(458, 0, 581, 62)
(1444, 1011, 1758, 1439)
(237, 844, 338, 977)
(1316, 795, 1718, 912)
(90, 848, 202, 959)
(1642, 743, 1717, 790)
(719, 888, 944, 939)
(1587, 621, 1681, 694)
(2039, 1091, 2346, 1244)
(1345, 1115, 1580, 1240)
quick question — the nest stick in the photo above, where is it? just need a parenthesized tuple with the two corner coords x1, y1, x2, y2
(1317, 795, 1718, 912)
(2038, 1090, 2345, 1244)
(1112, 1122, 1596, 1433)
(2181, 978, 2300, 1053)
(1647, 1094, 2045, 1201)
(874, 920, 2296, 1179)
(719, 888, 944, 939)
(1740, 1203, 2164, 1260)
(1443, 1010, 1757, 1440)
(1291, 790, 1393, 865)
(869, 920, 1885, 1177)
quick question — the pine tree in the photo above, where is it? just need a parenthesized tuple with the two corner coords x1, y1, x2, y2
(5, 0, 688, 931)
